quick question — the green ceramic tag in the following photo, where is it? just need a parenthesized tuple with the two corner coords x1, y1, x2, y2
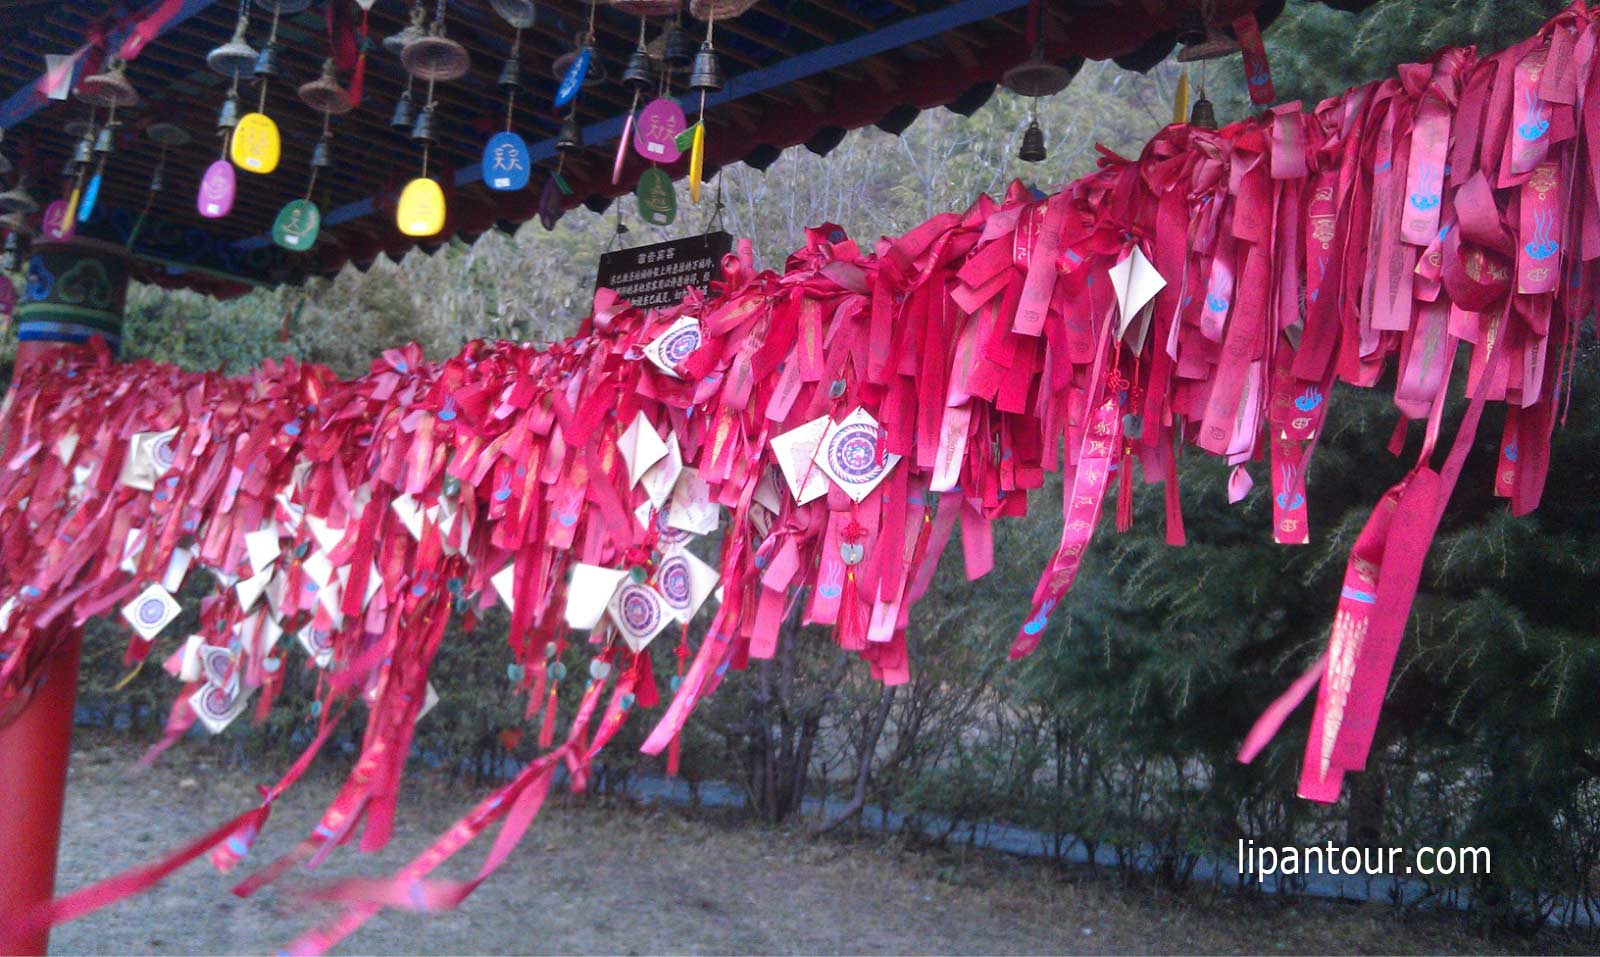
(673, 123, 699, 154)
(552, 171, 573, 196)
(635, 167, 676, 227)
(272, 198, 321, 251)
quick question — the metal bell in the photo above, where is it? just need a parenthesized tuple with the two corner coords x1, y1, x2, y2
(77, 60, 139, 109)
(311, 137, 332, 168)
(1018, 119, 1046, 163)
(622, 48, 654, 91)
(1189, 96, 1217, 130)
(93, 124, 115, 154)
(299, 59, 352, 115)
(489, 0, 538, 29)
(1176, 8, 1208, 47)
(0, 181, 38, 215)
(207, 19, 259, 78)
(688, 43, 722, 92)
(254, 43, 281, 79)
(0, 231, 24, 273)
(72, 133, 94, 165)
(411, 105, 437, 142)
(391, 89, 418, 130)
(402, 25, 471, 83)
(498, 53, 522, 92)
(664, 21, 694, 69)
(217, 91, 241, 129)
(1, 210, 32, 237)
(555, 111, 583, 152)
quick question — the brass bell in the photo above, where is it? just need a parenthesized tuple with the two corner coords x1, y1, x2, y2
(1176, 8, 1208, 48)
(207, 19, 259, 78)
(0, 129, 11, 177)
(498, 53, 522, 92)
(664, 21, 694, 69)
(411, 105, 437, 142)
(311, 137, 332, 169)
(402, 24, 471, 82)
(93, 124, 116, 154)
(622, 47, 654, 92)
(555, 111, 583, 152)
(1189, 95, 1217, 130)
(1, 209, 32, 238)
(254, 43, 281, 79)
(0, 180, 38, 215)
(688, 43, 722, 92)
(72, 132, 94, 165)
(77, 60, 139, 109)
(1018, 119, 1046, 163)
(217, 91, 241, 129)
(299, 59, 352, 115)
(390, 89, 418, 130)
(0, 231, 25, 273)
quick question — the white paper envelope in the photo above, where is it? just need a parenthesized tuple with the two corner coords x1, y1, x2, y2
(640, 434, 683, 510)
(769, 416, 831, 504)
(491, 564, 517, 613)
(607, 581, 672, 652)
(245, 526, 281, 577)
(653, 549, 719, 625)
(565, 563, 628, 630)
(817, 408, 901, 503)
(235, 565, 273, 612)
(305, 515, 346, 555)
(161, 547, 195, 593)
(643, 316, 703, 378)
(667, 468, 720, 535)
(121, 583, 181, 641)
(618, 411, 669, 488)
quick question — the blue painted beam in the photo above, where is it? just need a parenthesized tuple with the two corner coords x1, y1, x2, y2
(234, 0, 1028, 252)
(0, 0, 224, 129)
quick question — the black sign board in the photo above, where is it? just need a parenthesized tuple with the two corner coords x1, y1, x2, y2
(595, 231, 734, 310)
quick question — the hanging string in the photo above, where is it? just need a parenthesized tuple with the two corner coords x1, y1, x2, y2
(504, 27, 521, 133)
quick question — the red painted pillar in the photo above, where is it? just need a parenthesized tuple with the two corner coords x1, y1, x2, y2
(0, 239, 129, 955)
(0, 630, 83, 956)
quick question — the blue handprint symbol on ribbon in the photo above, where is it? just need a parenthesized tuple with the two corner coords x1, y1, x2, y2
(1274, 464, 1305, 511)
(1518, 88, 1550, 141)
(1505, 442, 1519, 463)
(438, 396, 457, 422)
(1206, 293, 1228, 313)
(1525, 209, 1559, 260)
(1022, 598, 1056, 636)
(1294, 386, 1324, 412)
(1409, 162, 1442, 211)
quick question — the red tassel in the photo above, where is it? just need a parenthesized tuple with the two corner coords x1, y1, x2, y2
(537, 685, 558, 749)
(349, 51, 366, 108)
(1115, 449, 1134, 533)
(837, 568, 867, 650)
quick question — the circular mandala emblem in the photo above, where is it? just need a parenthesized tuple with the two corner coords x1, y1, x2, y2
(826, 422, 884, 484)
(198, 684, 234, 718)
(655, 508, 690, 547)
(151, 434, 176, 469)
(660, 325, 701, 365)
(618, 584, 661, 633)
(656, 557, 691, 609)
(137, 597, 166, 625)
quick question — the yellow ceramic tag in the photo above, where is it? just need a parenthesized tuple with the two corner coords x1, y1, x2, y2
(688, 122, 705, 203)
(397, 177, 446, 237)
(231, 112, 281, 174)
(1172, 68, 1190, 125)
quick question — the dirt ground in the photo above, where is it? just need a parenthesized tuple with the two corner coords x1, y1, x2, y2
(41, 730, 1583, 956)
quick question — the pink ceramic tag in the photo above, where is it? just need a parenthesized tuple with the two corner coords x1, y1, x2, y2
(198, 160, 236, 220)
(633, 98, 686, 163)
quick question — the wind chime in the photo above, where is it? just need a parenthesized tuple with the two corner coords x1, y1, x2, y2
(540, 10, 606, 227)
(386, 2, 427, 133)
(271, 59, 350, 252)
(127, 123, 191, 248)
(684, 0, 747, 202)
(608, 0, 677, 193)
(397, 0, 471, 237)
(69, 57, 139, 228)
(0, 131, 35, 272)
(483, 0, 536, 193)
(199, 1, 260, 219)
(1175, 5, 1229, 129)
(1001, 0, 1077, 164)
(231, 0, 306, 176)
